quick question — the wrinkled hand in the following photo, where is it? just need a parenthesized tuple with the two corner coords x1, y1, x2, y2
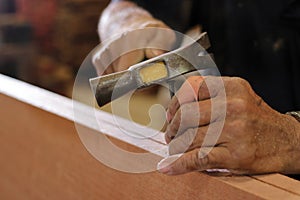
(95, 1, 176, 75)
(103, 21, 175, 75)
(157, 76, 300, 175)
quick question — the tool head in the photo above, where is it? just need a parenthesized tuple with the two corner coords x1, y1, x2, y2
(90, 32, 217, 107)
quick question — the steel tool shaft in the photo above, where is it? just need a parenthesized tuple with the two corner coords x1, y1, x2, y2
(90, 32, 217, 107)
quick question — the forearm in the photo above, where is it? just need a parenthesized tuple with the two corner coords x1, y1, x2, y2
(98, 0, 163, 41)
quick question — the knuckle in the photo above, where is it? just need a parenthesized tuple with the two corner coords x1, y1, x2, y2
(231, 77, 249, 87)
(235, 98, 247, 110)
(227, 98, 249, 115)
(174, 151, 202, 172)
(226, 98, 236, 114)
(196, 150, 209, 169)
(225, 77, 250, 93)
(186, 150, 204, 171)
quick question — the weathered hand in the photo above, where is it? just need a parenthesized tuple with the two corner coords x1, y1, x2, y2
(95, 1, 176, 75)
(158, 76, 300, 175)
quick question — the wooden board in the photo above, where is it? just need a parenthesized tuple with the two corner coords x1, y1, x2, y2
(1, 74, 300, 200)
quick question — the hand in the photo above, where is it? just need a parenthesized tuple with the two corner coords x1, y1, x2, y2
(157, 76, 300, 175)
(95, 1, 176, 75)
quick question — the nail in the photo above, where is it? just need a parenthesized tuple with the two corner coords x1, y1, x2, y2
(157, 165, 172, 174)
(164, 134, 171, 144)
(157, 154, 183, 174)
(151, 49, 165, 56)
(166, 109, 172, 123)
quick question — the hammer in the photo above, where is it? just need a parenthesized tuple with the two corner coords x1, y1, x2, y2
(90, 32, 218, 107)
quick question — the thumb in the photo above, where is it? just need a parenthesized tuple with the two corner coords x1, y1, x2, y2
(157, 147, 228, 175)
(113, 49, 144, 72)
(145, 49, 166, 59)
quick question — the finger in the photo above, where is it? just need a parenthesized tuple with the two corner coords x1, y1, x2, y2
(166, 76, 205, 123)
(168, 121, 226, 155)
(200, 77, 253, 99)
(166, 96, 179, 123)
(165, 99, 213, 142)
(113, 49, 144, 72)
(145, 48, 166, 58)
(145, 25, 176, 53)
(157, 147, 230, 175)
(93, 43, 114, 75)
(102, 64, 114, 75)
(198, 76, 227, 100)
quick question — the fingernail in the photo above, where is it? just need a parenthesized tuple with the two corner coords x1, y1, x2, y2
(164, 135, 171, 144)
(157, 154, 182, 174)
(166, 109, 172, 123)
(157, 165, 172, 174)
(151, 49, 165, 56)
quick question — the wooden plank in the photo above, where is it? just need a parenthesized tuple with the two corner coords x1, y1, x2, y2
(0, 74, 167, 156)
(0, 74, 300, 199)
(253, 174, 300, 196)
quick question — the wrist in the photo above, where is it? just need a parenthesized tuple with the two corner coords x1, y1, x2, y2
(99, 1, 155, 40)
(282, 113, 300, 174)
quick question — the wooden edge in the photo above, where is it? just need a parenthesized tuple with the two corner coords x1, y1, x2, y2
(0, 74, 167, 157)
(1, 74, 300, 199)
(253, 174, 300, 196)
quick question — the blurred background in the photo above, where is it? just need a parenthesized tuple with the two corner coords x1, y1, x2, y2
(0, 0, 167, 129)
(0, 0, 110, 97)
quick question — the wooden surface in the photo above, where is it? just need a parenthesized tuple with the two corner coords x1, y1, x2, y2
(1, 74, 300, 200)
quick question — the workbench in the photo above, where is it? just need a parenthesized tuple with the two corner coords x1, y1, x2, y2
(1, 74, 300, 200)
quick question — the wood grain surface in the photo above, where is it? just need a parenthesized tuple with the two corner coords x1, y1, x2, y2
(1, 74, 300, 200)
